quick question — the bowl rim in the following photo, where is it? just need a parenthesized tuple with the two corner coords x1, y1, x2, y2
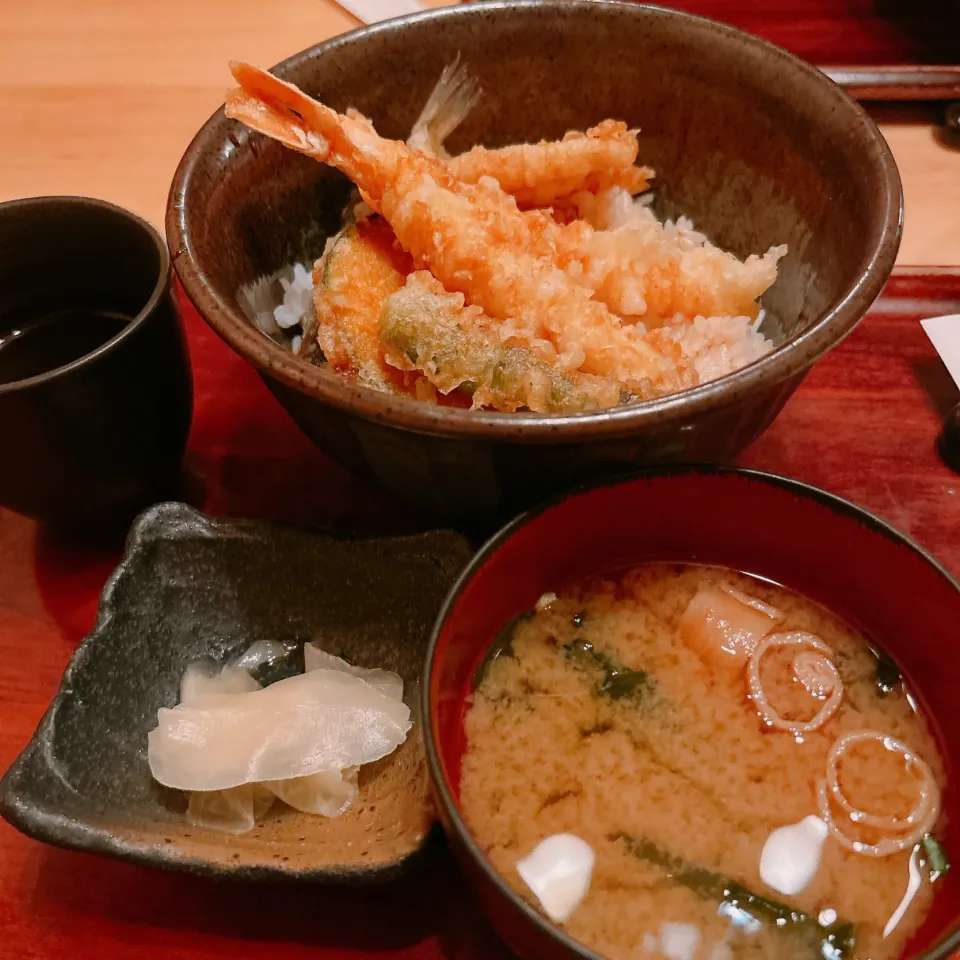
(0, 195, 171, 395)
(421, 465, 960, 960)
(167, 0, 903, 442)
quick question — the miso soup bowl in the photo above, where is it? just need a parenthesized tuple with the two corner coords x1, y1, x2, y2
(168, 0, 901, 526)
(423, 469, 960, 960)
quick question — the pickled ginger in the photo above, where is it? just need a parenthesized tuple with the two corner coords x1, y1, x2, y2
(149, 668, 411, 791)
(304, 644, 404, 701)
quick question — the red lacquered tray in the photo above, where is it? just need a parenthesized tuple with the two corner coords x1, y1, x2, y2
(625, 0, 960, 99)
(1, 268, 959, 959)
(464, 0, 960, 98)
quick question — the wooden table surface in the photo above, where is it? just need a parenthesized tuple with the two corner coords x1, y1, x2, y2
(2, 2, 960, 959)
(3, 0, 960, 265)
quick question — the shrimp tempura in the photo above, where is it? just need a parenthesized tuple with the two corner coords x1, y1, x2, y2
(407, 61, 653, 207)
(448, 122, 653, 209)
(225, 62, 678, 394)
(565, 219, 786, 322)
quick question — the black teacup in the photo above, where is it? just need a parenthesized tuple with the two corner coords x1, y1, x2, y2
(0, 197, 193, 533)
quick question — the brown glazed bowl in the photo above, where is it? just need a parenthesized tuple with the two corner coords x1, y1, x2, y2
(423, 469, 960, 960)
(168, 0, 902, 526)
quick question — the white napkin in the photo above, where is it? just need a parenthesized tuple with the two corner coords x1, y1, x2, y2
(921, 314, 960, 389)
(333, 0, 425, 23)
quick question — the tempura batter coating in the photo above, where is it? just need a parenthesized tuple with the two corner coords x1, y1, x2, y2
(381, 272, 626, 413)
(447, 122, 654, 208)
(564, 219, 785, 322)
(225, 64, 679, 395)
(224, 61, 785, 409)
(408, 61, 653, 208)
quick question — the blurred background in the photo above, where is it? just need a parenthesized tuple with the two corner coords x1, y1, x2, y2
(2, 0, 958, 265)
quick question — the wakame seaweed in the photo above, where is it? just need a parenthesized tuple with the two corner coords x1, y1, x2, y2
(922, 834, 951, 881)
(615, 834, 856, 959)
(873, 647, 901, 697)
(564, 639, 651, 701)
(472, 611, 534, 689)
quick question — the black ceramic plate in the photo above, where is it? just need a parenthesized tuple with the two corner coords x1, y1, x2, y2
(0, 503, 472, 883)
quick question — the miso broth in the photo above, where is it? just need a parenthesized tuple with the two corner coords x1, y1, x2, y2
(461, 564, 949, 960)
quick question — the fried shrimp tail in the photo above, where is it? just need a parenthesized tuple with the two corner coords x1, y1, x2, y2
(225, 62, 678, 393)
(225, 77, 330, 161)
(226, 61, 391, 182)
(406, 55, 482, 157)
(381, 272, 626, 413)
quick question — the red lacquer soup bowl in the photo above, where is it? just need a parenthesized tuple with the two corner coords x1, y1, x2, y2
(422, 468, 960, 960)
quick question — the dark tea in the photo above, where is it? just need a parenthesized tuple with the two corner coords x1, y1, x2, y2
(0, 309, 130, 385)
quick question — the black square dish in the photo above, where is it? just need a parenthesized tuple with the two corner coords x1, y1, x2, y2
(0, 503, 472, 882)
